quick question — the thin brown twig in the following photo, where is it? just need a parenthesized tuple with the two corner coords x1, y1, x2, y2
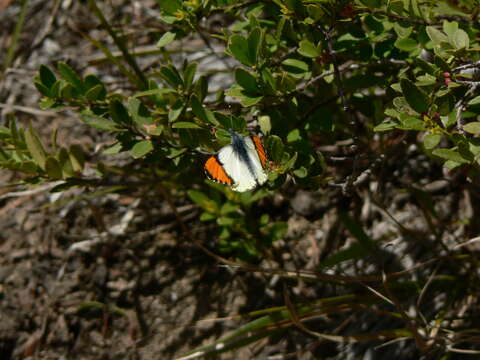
(0, 103, 58, 117)
(321, 25, 360, 196)
(416, 264, 439, 326)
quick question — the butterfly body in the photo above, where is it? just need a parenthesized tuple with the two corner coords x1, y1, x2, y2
(204, 132, 268, 192)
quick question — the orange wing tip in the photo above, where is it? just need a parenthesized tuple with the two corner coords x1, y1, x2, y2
(251, 136, 268, 168)
(204, 156, 233, 185)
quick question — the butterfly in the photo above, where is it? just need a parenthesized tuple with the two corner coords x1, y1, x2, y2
(204, 131, 268, 192)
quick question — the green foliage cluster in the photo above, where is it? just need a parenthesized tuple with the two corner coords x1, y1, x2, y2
(2, 0, 480, 357)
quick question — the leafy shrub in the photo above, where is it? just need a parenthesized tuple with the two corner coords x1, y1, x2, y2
(2, 0, 480, 357)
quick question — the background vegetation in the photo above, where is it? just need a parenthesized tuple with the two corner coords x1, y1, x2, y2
(1, 0, 480, 358)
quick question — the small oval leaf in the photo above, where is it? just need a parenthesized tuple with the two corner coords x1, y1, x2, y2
(400, 78, 429, 114)
(157, 31, 176, 48)
(80, 113, 122, 132)
(45, 156, 63, 179)
(297, 39, 321, 58)
(423, 134, 442, 149)
(432, 148, 469, 163)
(131, 140, 154, 159)
(463, 122, 480, 134)
(25, 124, 47, 170)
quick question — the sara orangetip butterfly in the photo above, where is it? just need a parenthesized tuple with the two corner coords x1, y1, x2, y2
(204, 131, 268, 192)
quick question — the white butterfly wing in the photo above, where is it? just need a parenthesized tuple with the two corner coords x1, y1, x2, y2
(242, 136, 268, 185)
(218, 144, 258, 192)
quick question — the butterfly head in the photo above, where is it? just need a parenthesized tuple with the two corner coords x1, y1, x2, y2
(228, 129, 245, 150)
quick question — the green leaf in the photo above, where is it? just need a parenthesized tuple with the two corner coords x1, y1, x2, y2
(360, 0, 382, 10)
(416, 74, 437, 86)
(453, 29, 469, 49)
(172, 122, 203, 129)
(45, 156, 63, 179)
(287, 129, 302, 143)
(297, 39, 321, 58)
(374, 121, 397, 131)
(157, 0, 182, 14)
(432, 148, 470, 163)
(195, 75, 208, 101)
(57, 147, 75, 178)
(239, 94, 263, 107)
(228, 35, 252, 66)
(282, 58, 309, 74)
(168, 99, 185, 122)
(258, 115, 271, 135)
(191, 96, 218, 126)
(183, 62, 197, 90)
(157, 31, 176, 48)
(0, 125, 11, 139)
(415, 57, 436, 75)
(441, 111, 457, 129)
(109, 100, 131, 125)
(398, 115, 426, 130)
(51, 124, 58, 154)
(188, 190, 218, 213)
(84, 75, 106, 100)
(39, 65, 56, 88)
(127, 98, 153, 127)
(200, 212, 216, 221)
(423, 134, 442, 149)
(468, 95, 480, 106)
(443, 20, 458, 41)
(158, 65, 183, 88)
(34, 81, 52, 97)
(25, 124, 47, 170)
(463, 122, 480, 134)
(85, 84, 105, 101)
(265, 222, 288, 242)
(133, 88, 177, 98)
(393, 23, 412, 38)
(408, 0, 423, 18)
(69, 144, 85, 172)
(58, 62, 84, 93)
(217, 216, 235, 226)
(435, 92, 455, 115)
(235, 68, 258, 93)
(49, 80, 62, 98)
(131, 140, 154, 159)
(266, 135, 284, 163)
(293, 166, 308, 178)
(220, 202, 239, 216)
(9, 118, 20, 145)
(165, 147, 187, 159)
(17, 161, 38, 175)
(426, 26, 448, 45)
(102, 142, 123, 155)
(80, 113, 123, 132)
(247, 27, 262, 65)
(400, 78, 429, 113)
(394, 38, 418, 52)
(282, 152, 297, 171)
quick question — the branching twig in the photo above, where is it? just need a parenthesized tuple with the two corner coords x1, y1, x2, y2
(320, 25, 362, 195)
(87, 0, 148, 89)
